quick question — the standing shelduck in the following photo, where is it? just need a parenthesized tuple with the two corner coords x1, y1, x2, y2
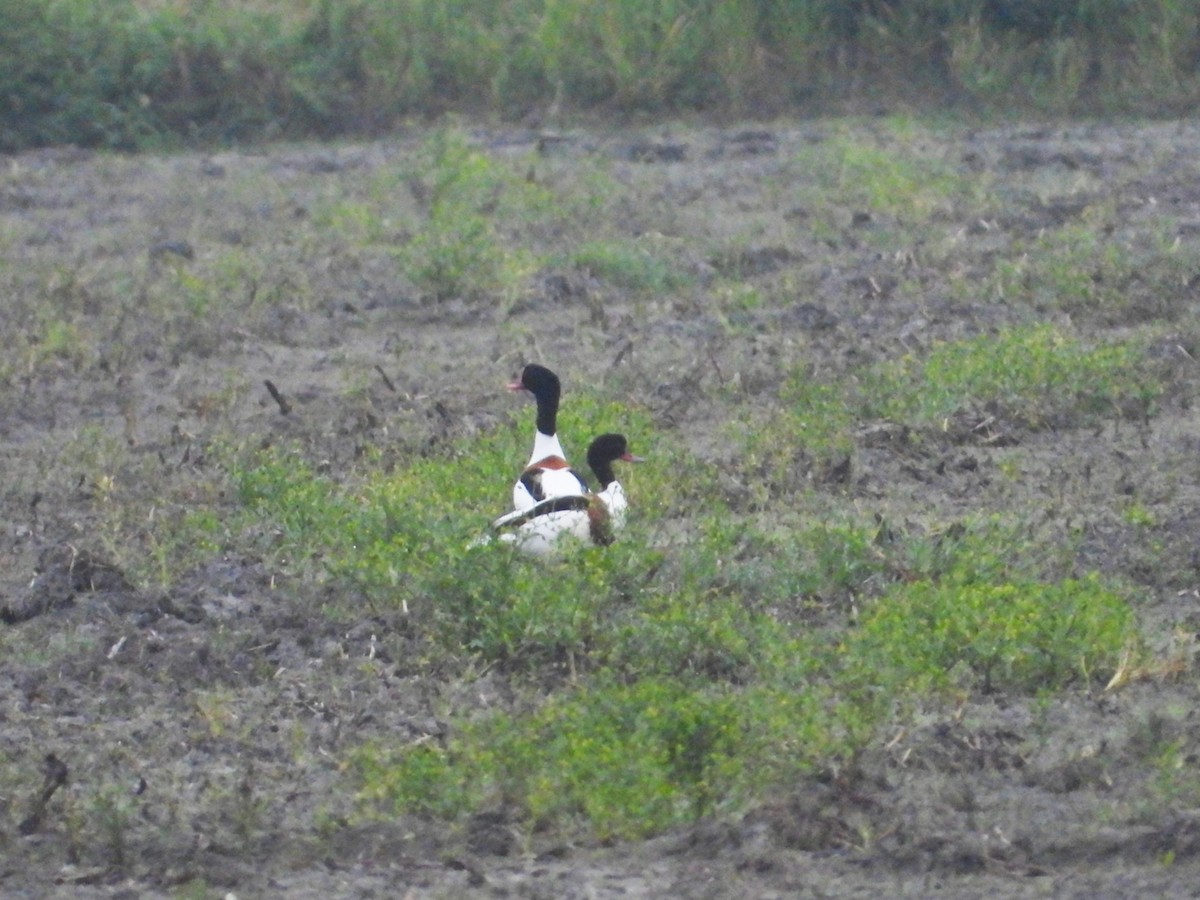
(508, 364, 589, 510)
(490, 433, 640, 556)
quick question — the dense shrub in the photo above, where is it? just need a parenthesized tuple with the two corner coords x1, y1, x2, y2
(3, 1, 1196, 157)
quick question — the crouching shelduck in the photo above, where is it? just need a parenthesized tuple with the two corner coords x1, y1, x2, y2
(509, 363, 589, 510)
(490, 433, 641, 556)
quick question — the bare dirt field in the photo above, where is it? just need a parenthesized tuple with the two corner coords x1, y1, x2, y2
(4, 118, 1200, 897)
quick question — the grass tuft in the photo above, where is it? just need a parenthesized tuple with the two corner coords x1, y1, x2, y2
(851, 573, 1138, 694)
(867, 325, 1162, 431)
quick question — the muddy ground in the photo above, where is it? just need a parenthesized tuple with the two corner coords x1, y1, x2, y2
(4, 119, 1200, 897)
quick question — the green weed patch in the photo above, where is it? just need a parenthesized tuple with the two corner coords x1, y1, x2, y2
(984, 216, 1200, 326)
(851, 574, 1138, 694)
(399, 129, 543, 301)
(215, 410, 1141, 838)
(569, 240, 692, 295)
(744, 325, 1161, 495)
(353, 675, 845, 839)
(869, 325, 1161, 430)
(791, 127, 979, 224)
(739, 373, 855, 494)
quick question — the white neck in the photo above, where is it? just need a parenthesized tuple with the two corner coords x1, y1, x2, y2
(529, 430, 566, 464)
(598, 480, 628, 524)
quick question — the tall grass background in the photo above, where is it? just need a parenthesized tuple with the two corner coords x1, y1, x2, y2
(3, 0, 1198, 151)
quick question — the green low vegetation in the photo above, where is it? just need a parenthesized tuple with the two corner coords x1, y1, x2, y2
(176, 384, 1143, 838)
(850, 573, 1136, 694)
(743, 323, 1163, 493)
(870, 324, 1162, 429)
(354, 676, 838, 839)
(4, 0, 1200, 151)
(985, 214, 1200, 326)
(790, 126, 985, 225)
(569, 240, 693, 295)
(399, 129, 546, 300)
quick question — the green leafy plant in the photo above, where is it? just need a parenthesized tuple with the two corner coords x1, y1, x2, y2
(982, 215, 1200, 326)
(787, 123, 984, 227)
(739, 371, 855, 494)
(353, 674, 846, 839)
(399, 128, 539, 301)
(569, 239, 692, 295)
(868, 325, 1161, 430)
(137, 398, 1148, 845)
(850, 573, 1138, 694)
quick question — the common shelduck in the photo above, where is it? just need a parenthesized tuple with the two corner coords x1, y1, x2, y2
(584, 432, 638, 535)
(508, 363, 589, 510)
(490, 433, 640, 556)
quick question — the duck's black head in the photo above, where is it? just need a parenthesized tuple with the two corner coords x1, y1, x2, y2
(510, 364, 561, 435)
(513, 364, 560, 398)
(587, 433, 639, 487)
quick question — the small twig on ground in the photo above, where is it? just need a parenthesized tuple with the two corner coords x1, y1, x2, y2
(374, 365, 397, 392)
(18, 753, 70, 835)
(611, 337, 633, 369)
(264, 379, 292, 415)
